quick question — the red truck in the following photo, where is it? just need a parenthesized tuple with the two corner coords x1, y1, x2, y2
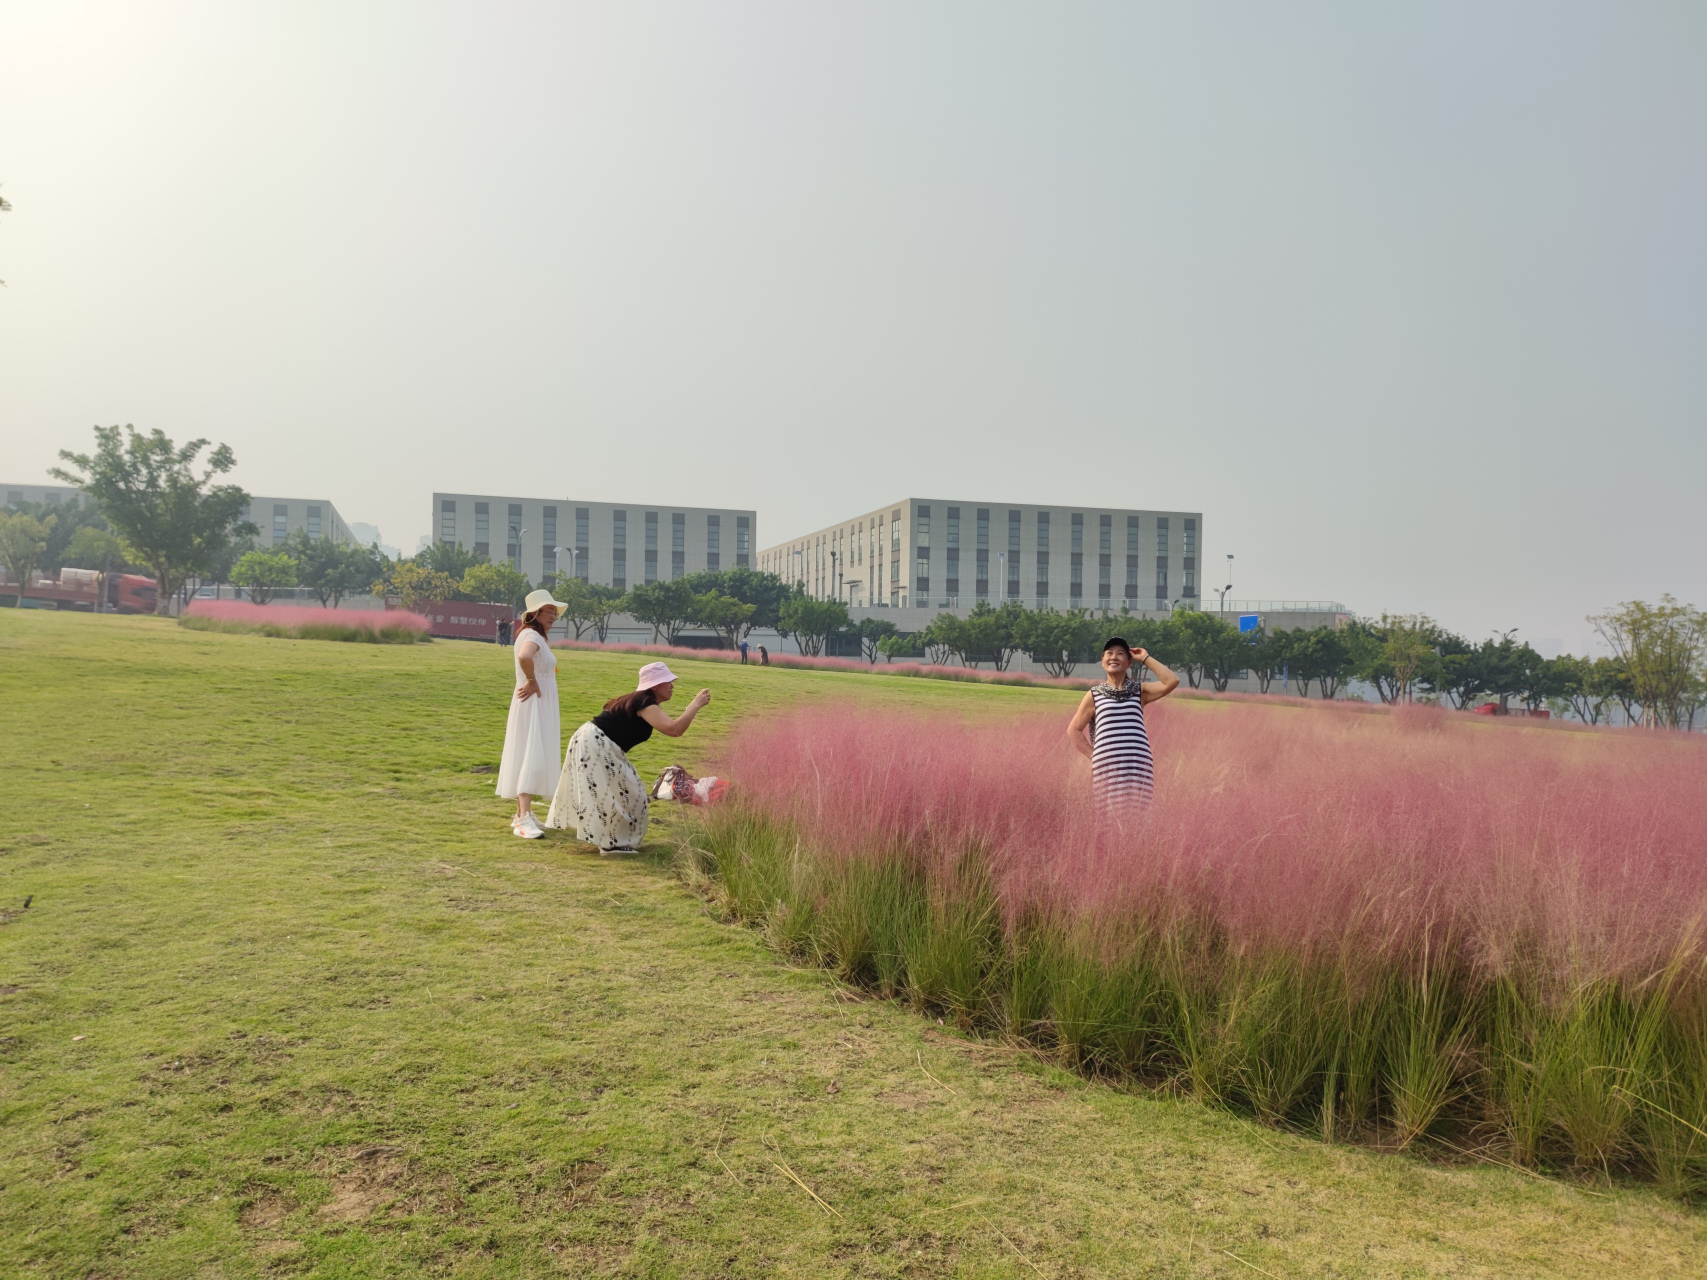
(2, 569, 159, 614)
(412, 601, 516, 641)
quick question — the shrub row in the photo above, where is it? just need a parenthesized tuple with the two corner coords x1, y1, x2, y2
(687, 807, 1707, 1196)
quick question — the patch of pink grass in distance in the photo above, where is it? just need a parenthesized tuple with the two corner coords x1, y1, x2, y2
(721, 698, 1707, 982)
(184, 600, 428, 632)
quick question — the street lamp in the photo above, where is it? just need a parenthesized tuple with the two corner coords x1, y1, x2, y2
(1216, 553, 1234, 616)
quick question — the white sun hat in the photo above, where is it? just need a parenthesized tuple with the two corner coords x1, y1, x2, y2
(522, 588, 566, 615)
(636, 661, 677, 691)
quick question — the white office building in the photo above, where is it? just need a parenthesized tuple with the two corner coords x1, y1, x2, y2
(241, 497, 354, 547)
(760, 498, 1206, 614)
(431, 493, 756, 587)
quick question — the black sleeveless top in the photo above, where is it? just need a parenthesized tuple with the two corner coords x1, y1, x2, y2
(592, 690, 657, 753)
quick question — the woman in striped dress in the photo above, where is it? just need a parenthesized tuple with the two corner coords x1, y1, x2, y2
(1067, 637, 1180, 812)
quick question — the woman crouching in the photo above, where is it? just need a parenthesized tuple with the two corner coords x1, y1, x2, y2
(546, 661, 710, 854)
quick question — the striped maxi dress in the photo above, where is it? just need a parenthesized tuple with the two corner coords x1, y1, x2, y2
(1089, 676, 1156, 811)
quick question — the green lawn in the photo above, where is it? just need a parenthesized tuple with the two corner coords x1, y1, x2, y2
(2, 609, 1702, 1278)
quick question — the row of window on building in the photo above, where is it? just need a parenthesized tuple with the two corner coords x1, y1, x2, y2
(242, 503, 328, 545)
(437, 501, 749, 587)
(767, 508, 1199, 609)
(910, 507, 1198, 606)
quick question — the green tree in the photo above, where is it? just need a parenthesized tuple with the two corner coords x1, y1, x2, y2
(1379, 614, 1442, 704)
(876, 631, 925, 662)
(53, 425, 255, 613)
(960, 600, 1026, 670)
(1291, 626, 1353, 699)
(1246, 626, 1285, 694)
(1590, 597, 1707, 730)
(1175, 611, 1247, 692)
(1174, 610, 1247, 690)
(230, 549, 298, 606)
(554, 578, 627, 642)
(779, 596, 850, 657)
(856, 616, 898, 663)
(419, 541, 486, 580)
(1522, 653, 1573, 713)
(62, 524, 133, 572)
(3, 495, 120, 576)
(1474, 631, 1533, 714)
(918, 613, 966, 664)
(682, 567, 794, 640)
(461, 562, 533, 610)
(626, 579, 699, 644)
(289, 530, 385, 608)
(377, 562, 459, 610)
(692, 590, 758, 651)
(1015, 607, 1097, 678)
(0, 511, 55, 605)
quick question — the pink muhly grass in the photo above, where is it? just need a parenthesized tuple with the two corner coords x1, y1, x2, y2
(718, 697, 1707, 984)
(183, 600, 429, 633)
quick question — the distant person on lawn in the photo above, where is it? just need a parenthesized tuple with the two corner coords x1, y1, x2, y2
(547, 661, 710, 854)
(739, 638, 749, 664)
(496, 589, 566, 839)
(1066, 637, 1179, 812)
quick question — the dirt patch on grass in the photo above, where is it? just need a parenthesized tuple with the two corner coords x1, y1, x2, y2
(239, 1190, 294, 1229)
(312, 1144, 410, 1223)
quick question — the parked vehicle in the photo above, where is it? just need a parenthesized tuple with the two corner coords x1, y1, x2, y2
(1, 569, 158, 614)
(409, 601, 515, 641)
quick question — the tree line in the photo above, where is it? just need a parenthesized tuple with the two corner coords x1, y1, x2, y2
(17, 427, 1703, 728)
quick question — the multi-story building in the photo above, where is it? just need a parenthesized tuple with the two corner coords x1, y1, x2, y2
(4, 482, 89, 508)
(6, 484, 355, 549)
(759, 498, 1205, 614)
(431, 493, 756, 587)
(241, 497, 354, 547)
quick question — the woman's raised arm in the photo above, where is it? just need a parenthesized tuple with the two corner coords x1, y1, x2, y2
(640, 689, 711, 738)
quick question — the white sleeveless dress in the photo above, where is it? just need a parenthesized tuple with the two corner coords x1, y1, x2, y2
(495, 631, 561, 799)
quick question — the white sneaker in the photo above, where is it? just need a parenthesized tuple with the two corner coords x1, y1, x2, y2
(514, 818, 543, 839)
(512, 812, 543, 834)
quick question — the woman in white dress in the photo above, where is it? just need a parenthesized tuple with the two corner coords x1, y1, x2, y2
(547, 661, 710, 854)
(496, 588, 566, 839)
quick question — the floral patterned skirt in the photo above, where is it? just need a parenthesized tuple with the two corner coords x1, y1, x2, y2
(545, 722, 649, 852)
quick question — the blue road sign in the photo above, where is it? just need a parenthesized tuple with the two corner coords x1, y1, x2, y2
(1238, 613, 1260, 633)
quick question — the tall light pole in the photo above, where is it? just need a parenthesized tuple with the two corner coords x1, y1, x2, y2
(1217, 553, 1234, 616)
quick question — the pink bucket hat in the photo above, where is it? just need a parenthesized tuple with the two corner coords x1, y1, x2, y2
(637, 661, 677, 691)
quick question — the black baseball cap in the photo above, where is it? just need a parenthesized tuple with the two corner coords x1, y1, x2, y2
(1102, 636, 1132, 656)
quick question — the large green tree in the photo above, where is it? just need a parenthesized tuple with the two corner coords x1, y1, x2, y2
(779, 597, 850, 657)
(53, 426, 255, 613)
(230, 550, 298, 606)
(0, 511, 54, 605)
(289, 530, 387, 608)
(626, 579, 699, 644)
(681, 567, 794, 640)
(554, 578, 627, 642)
(1590, 597, 1707, 730)
(1014, 607, 1097, 678)
(418, 541, 487, 580)
(462, 562, 533, 610)
(692, 590, 757, 650)
(856, 616, 898, 663)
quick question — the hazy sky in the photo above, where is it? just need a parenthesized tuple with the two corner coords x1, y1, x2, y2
(2, 2, 1703, 652)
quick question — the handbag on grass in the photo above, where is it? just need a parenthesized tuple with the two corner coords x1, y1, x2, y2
(651, 765, 729, 806)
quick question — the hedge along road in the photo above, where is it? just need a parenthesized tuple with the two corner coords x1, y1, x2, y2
(1, 609, 1702, 1278)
